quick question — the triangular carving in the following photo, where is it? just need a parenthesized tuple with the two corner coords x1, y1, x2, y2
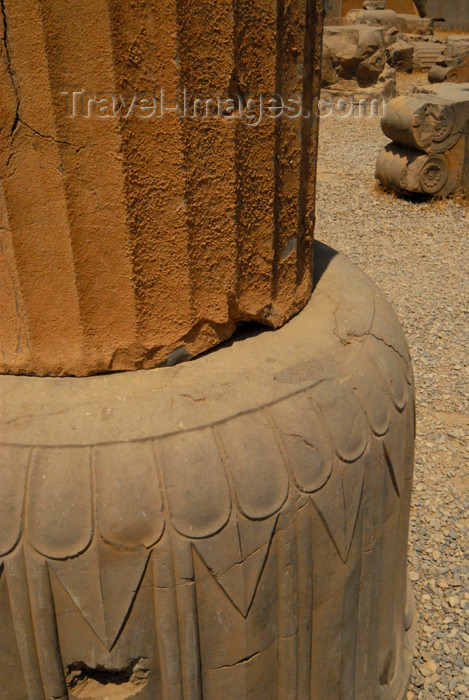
(49, 542, 150, 650)
(193, 512, 277, 617)
(383, 444, 400, 498)
(311, 468, 346, 560)
(49, 547, 107, 646)
(383, 412, 407, 498)
(342, 462, 364, 560)
(312, 460, 364, 563)
(99, 543, 150, 649)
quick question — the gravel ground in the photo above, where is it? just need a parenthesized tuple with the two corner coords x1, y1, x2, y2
(315, 74, 468, 699)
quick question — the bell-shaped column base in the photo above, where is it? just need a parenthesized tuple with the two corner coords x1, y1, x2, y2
(0, 243, 416, 700)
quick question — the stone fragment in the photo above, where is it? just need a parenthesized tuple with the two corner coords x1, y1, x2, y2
(411, 39, 445, 70)
(387, 39, 414, 72)
(429, 41, 469, 84)
(322, 25, 397, 96)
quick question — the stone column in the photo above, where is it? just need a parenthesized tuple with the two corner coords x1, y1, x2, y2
(0, 0, 323, 376)
(0, 3, 417, 700)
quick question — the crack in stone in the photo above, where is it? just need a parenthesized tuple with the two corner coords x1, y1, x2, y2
(0, 0, 20, 139)
(214, 651, 260, 670)
(369, 331, 409, 365)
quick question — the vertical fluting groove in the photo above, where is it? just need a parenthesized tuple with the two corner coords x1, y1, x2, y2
(375, 443, 401, 693)
(309, 503, 345, 699)
(175, 540, 203, 700)
(106, 0, 192, 354)
(272, 0, 285, 302)
(272, 0, 305, 310)
(153, 541, 184, 700)
(152, 441, 185, 700)
(297, 0, 323, 289)
(0, 182, 30, 367)
(176, 0, 237, 329)
(5, 551, 44, 700)
(356, 443, 380, 699)
(360, 440, 388, 698)
(232, 0, 278, 319)
(0, 0, 84, 374)
(25, 550, 67, 699)
(340, 506, 363, 700)
(296, 503, 313, 699)
(388, 418, 413, 692)
(232, 0, 242, 313)
(39, 0, 137, 372)
(278, 510, 299, 699)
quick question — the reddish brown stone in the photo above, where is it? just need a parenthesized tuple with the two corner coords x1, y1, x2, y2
(0, 0, 323, 377)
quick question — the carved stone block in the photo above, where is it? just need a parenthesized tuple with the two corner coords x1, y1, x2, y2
(364, 1, 387, 10)
(411, 39, 445, 70)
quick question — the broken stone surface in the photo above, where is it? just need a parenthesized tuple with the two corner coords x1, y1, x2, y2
(387, 39, 415, 72)
(322, 24, 397, 97)
(429, 40, 469, 84)
(0, 243, 417, 700)
(376, 84, 469, 196)
(0, 0, 324, 377)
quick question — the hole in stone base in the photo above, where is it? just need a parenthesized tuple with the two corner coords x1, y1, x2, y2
(66, 658, 150, 699)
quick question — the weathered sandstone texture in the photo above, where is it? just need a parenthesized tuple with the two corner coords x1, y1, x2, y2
(0, 0, 323, 377)
(376, 84, 469, 196)
(0, 244, 417, 700)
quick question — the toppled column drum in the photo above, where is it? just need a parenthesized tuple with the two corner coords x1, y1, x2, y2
(429, 42, 469, 84)
(376, 85, 469, 196)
